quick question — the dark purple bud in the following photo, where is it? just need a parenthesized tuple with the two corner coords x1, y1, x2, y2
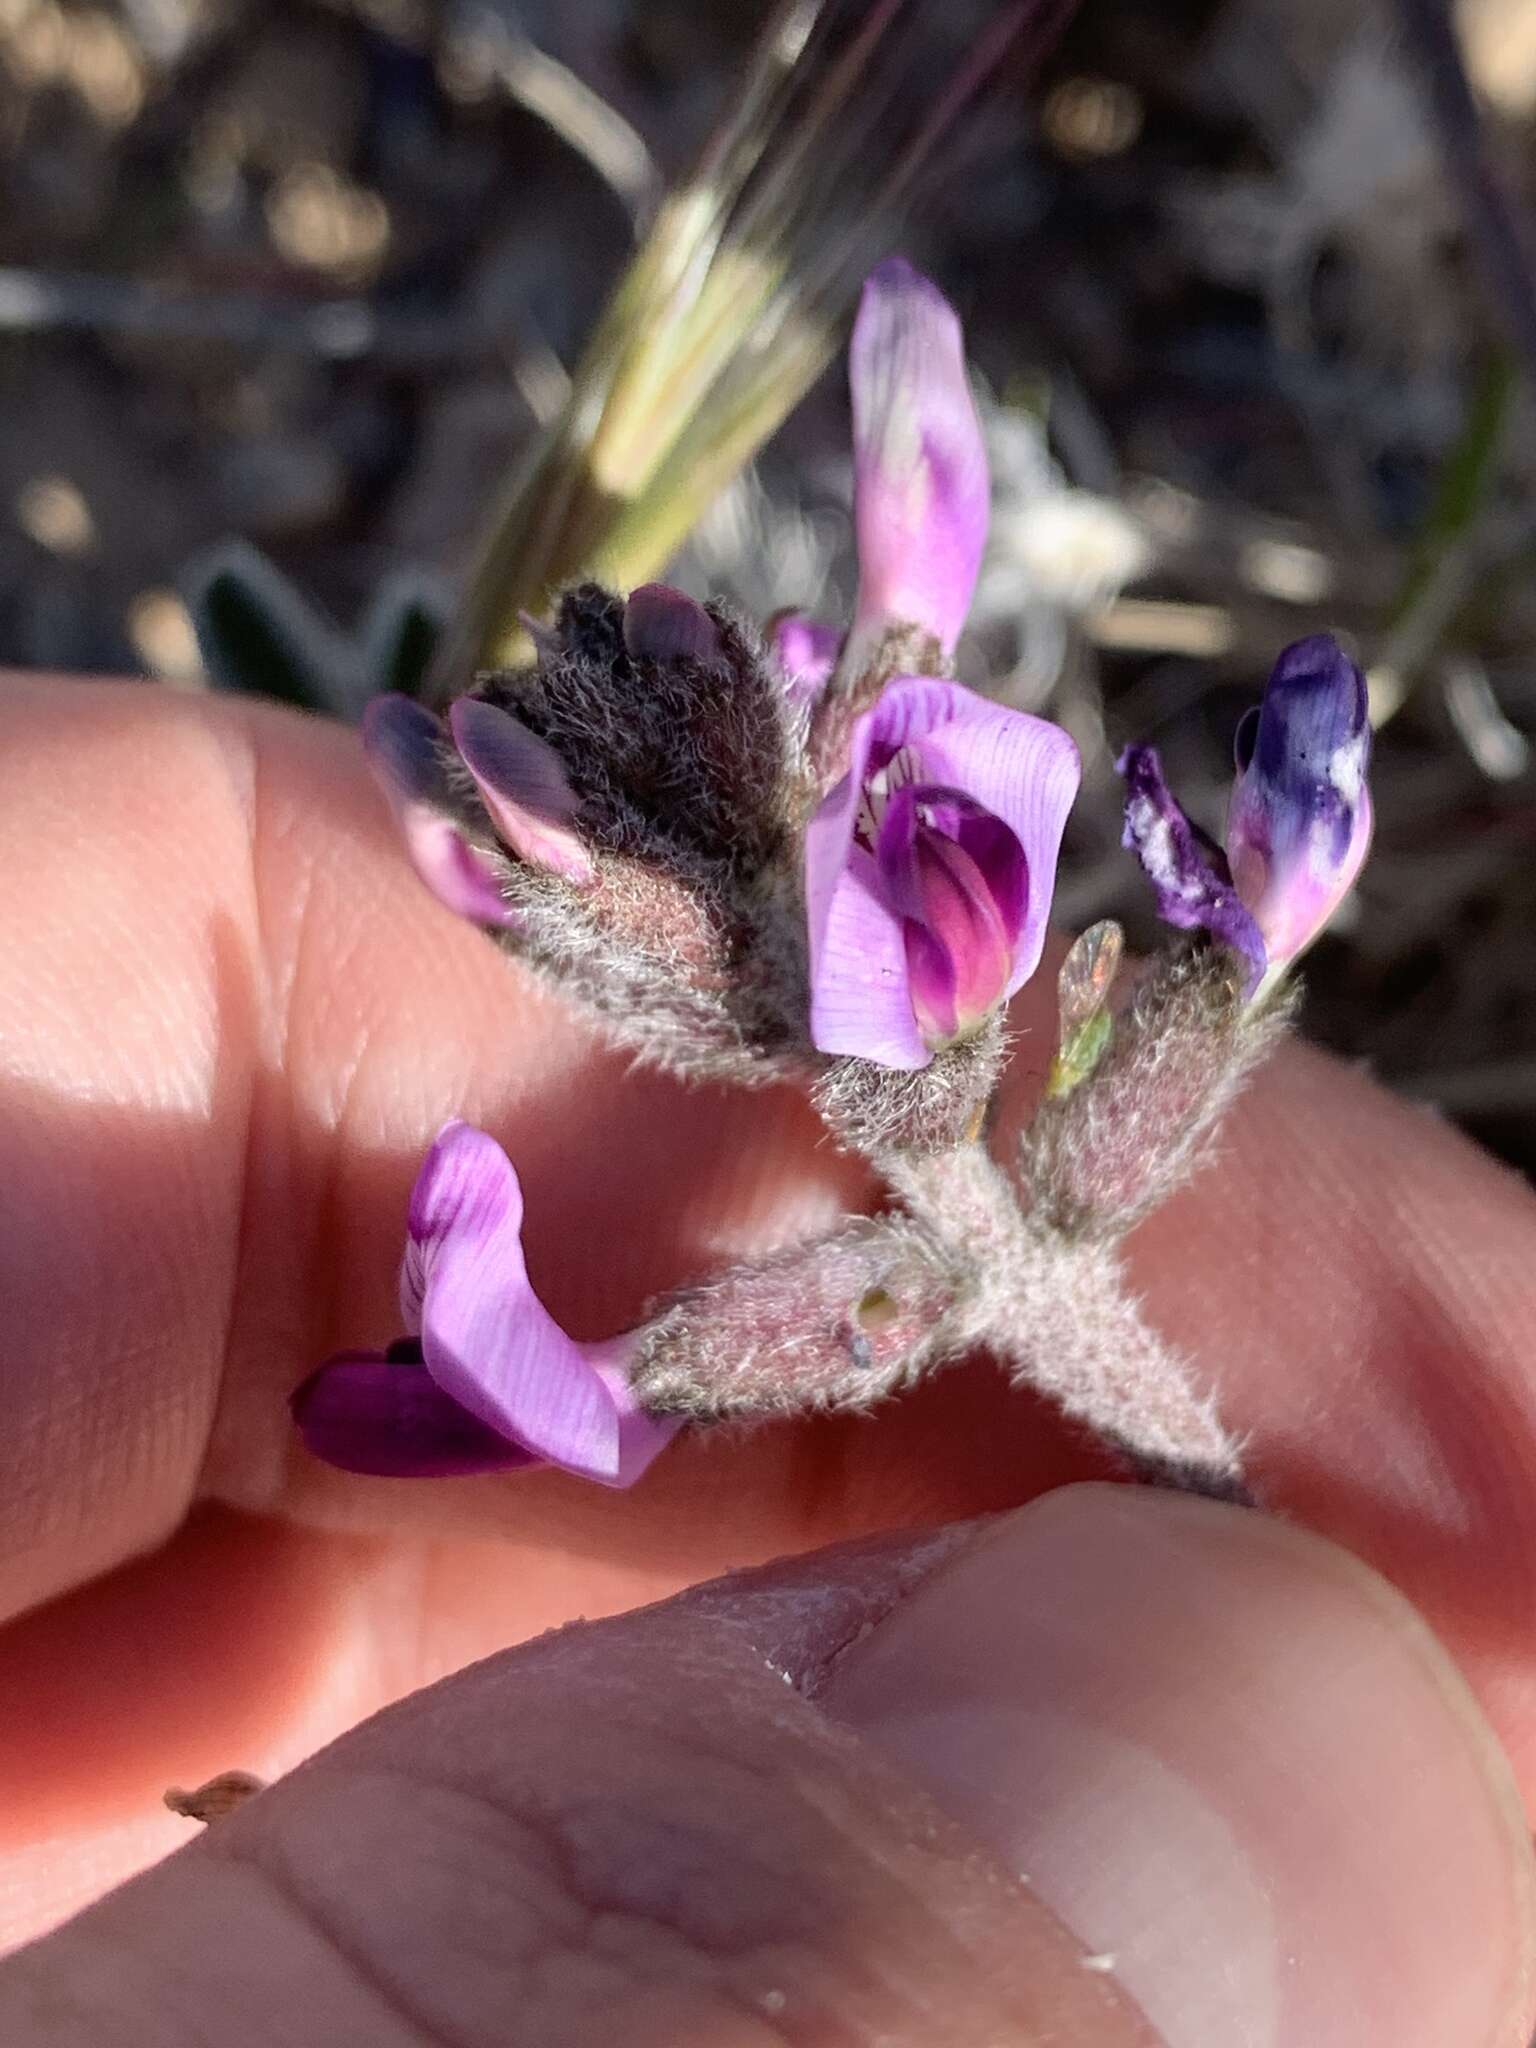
(1225, 634, 1372, 971)
(622, 582, 722, 664)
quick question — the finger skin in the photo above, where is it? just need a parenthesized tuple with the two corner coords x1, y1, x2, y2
(0, 1523, 1160, 2048)
(821, 1490, 1536, 2048)
(7, 1495, 1532, 2048)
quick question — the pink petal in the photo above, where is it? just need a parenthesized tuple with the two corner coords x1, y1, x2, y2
(905, 686, 1080, 997)
(941, 798, 1030, 951)
(449, 699, 595, 886)
(877, 786, 1020, 1043)
(362, 696, 518, 929)
(808, 845, 931, 1068)
(401, 1123, 664, 1485)
(848, 258, 989, 661)
(292, 1349, 537, 1477)
(400, 814, 521, 928)
(589, 1342, 686, 1487)
(805, 698, 930, 1067)
(901, 919, 959, 1045)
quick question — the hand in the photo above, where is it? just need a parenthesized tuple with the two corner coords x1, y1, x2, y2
(0, 675, 1532, 2044)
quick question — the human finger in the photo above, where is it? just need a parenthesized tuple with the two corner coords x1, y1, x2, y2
(2, 1488, 1530, 2048)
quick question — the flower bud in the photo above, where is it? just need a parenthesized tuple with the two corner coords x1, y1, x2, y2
(369, 584, 812, 1083)
(1119, 634, 1372, 994)
(448, 698, 595, 886)
(361, 696, 519, 930)
(1224, 634, 1372, 972)
(847, 259, 989, 670)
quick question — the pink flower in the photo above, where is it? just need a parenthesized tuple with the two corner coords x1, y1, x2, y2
(848, 258, 990, 665)
(805, 678, 1080, 1067)
(292, 1123, 680, 1486)
(766, 259, 990, 698)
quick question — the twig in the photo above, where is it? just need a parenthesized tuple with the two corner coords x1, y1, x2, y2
(1395, 0, 1536, 384)
(454, 13, 662, 230)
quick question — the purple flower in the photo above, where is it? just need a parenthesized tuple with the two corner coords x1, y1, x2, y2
(1119, 634, 1372, 992)
(292, 1123, 681, 1486)
(805, 676, 1080, 1067)
(848, 258, 989, 666)
(1225, 635, 1373, 968)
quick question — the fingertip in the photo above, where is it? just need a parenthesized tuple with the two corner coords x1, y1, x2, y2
(822, 1484, 1536, 2048)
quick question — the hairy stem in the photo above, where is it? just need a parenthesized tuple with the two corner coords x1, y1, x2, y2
(630, 1215, 963, 1420)
(887, 1142, 1248, 1498)
(1020, 946, 1293, 1239)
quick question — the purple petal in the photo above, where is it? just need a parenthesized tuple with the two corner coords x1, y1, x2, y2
(362, 696, 518, 929)
(807, 844, 931, 1067)
(848, 258, 989, 660)
(291, 1349, 537, 1477)
(400, 1123, 673, 1485)
(1225, 635, 1373, 968)
(900, 920, 959, 1043)
(879, 677, 1079, 997)
(622, 583, 721, 664)
(875, 785, 1020, 1044)
(1118, 744, 1267, 991)
(805, 676, 1074, 1065)
(805, 701, 931, 1067)
(449, 699, 595, 886)
(769, 613, 842, 705)
(912, 792, 1029, 954)
(587, 1340, 686, 1487)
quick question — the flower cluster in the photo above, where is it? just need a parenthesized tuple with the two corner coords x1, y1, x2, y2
(295, 260, 1374, 1496)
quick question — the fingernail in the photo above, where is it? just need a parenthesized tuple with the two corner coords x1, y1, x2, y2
(819, 1484, 1536, 2048)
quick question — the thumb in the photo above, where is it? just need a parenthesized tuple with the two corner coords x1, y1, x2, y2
(3, 1487, 1530, 2048)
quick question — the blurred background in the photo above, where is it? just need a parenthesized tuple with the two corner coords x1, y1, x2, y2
(2, 0, 1534, 1170)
